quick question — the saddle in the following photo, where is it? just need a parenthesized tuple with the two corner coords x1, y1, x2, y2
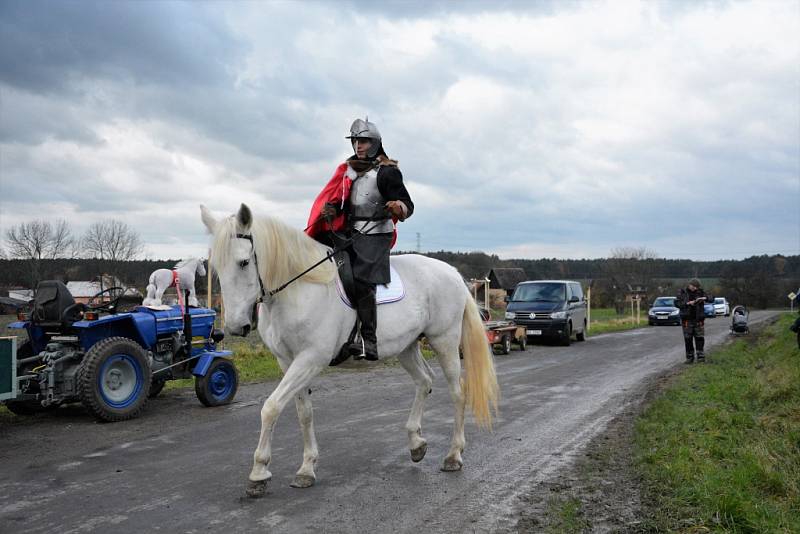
(329, 253, 405, 366)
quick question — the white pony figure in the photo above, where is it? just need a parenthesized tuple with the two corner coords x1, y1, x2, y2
(201, 204, 499, 498)
(142, 257, 206, 308)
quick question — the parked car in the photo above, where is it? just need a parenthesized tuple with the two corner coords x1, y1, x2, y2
(648, 296, 681, 325)
(703, 301, 716, 318)
(713, 297, 730, 316)
(504, 280, 587, 345)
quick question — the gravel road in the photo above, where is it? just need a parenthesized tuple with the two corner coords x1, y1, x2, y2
(0, 310, 778, 533)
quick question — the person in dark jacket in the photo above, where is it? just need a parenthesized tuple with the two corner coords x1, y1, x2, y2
(675, 278, 713, 363)
(790, 311, 800, 350)
(306, 118, 413, 361)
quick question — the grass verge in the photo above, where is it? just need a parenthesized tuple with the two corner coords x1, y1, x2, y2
(588, 307, 648, 336)
(635, 313, 800, 532)
(165, 338, 285, 392)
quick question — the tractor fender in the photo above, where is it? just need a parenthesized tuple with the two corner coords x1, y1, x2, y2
(73, 313, 156, 351)
(192, 350, 234, 377)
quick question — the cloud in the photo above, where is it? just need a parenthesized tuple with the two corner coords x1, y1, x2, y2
(0, 0, 797, 263)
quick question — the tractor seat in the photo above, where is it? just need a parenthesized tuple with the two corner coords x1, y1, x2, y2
(31, 280, 85, 329)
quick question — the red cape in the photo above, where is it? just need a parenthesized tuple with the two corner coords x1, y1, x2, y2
(305, 162, 397, 247)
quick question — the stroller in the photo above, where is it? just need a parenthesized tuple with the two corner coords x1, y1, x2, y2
(730, 305, 749, 335)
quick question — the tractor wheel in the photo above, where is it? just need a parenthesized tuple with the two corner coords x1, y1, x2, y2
(517, 335, 527, 351)
(195, 359, 239, 407)
(148, 378, 167, 399)
(78, 337, 151, 422)
(501, 335, 512, 355)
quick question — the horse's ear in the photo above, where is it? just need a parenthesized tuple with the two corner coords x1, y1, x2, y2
(237, 203, 253, 231)
(200, 205, 217, 234)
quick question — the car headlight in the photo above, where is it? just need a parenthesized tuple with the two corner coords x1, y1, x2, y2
(648, 311, 655, 316)
(550, 311, 567, 319)
(504, 311, 515, 320)
(670, 310, 679, 316)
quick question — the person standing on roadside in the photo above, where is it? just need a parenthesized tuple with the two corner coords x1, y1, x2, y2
(675, 278, 713, 363)
(789, 310, 800, 350)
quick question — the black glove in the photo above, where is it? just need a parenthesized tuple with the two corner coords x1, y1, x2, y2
(322, 202, 337, 223)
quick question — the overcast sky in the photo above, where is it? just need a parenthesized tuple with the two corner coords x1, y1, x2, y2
(1, 0, 798, 261)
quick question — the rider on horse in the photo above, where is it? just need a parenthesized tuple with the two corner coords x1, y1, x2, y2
(306, 117, 414, 361)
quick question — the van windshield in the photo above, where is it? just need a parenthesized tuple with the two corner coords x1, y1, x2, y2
(511, 283, 566, 302)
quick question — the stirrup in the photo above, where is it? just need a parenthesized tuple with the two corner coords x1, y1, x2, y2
(350, 338, 367, 360)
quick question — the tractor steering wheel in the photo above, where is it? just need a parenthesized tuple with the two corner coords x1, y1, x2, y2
(86, 286, 126, 314)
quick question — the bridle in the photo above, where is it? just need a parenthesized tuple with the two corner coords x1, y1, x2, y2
(235, 232, 339, 303)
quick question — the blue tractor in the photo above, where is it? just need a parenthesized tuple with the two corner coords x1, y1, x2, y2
(1, 280, 238, 422)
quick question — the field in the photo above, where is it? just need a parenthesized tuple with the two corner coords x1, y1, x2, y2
(634, 313, 800, 531)
(587, 307, 649, 335)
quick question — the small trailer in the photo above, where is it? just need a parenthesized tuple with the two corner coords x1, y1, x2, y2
(484, 320, 527, 354)
(478, 308, 527, 354)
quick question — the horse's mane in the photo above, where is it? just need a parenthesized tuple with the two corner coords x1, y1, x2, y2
(210, 214, 336, 294)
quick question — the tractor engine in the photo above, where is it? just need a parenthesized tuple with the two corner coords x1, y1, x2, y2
(35, 342, 83, 408)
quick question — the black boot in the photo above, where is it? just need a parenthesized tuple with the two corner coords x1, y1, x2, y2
(348, 285, 378, 361)
(696, 351, 705, 363)
(695, 338, 705, 362)
(685, 351, 695, 364)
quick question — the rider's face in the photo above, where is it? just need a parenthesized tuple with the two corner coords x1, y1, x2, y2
(353, 138, 372, 159)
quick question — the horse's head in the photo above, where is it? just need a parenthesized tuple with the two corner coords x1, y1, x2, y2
(201, 203, 261, 337)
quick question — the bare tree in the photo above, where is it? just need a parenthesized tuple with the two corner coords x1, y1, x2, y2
(82, 220, 144, 262)
(81, 220, 144, 292)
(5, 219, 75, 290)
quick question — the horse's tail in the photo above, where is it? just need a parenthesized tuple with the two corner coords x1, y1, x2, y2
(460, 291, 499, 430)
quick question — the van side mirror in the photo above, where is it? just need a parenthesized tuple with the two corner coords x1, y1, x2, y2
(569, 296, 580, 303)
(504, 295, 510, 303)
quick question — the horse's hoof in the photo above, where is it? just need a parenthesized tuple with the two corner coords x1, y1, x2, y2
(441, 458, 463, 472)
(289, 474, 316, 488)
(410, 442, 428, 463)
(246, 479, 269, 498)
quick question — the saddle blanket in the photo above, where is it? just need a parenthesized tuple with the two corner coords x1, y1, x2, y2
(336, 265, 405, 308)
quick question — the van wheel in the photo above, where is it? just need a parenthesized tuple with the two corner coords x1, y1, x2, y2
(561, 324, 572, 346)
(576, 320, 586, 342)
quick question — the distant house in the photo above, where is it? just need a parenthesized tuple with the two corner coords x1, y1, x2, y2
(486, 267, 529, 296)
(8, 289, 33, 302)
(66, 281, 108, 304)
(5, 277, 141, 307)
(67, 278, 142, 305)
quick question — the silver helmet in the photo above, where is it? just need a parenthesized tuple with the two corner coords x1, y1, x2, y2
(346, 117, 382, 159)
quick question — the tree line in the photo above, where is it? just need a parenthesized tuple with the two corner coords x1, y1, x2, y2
(400, 248, 800, 310)
(3, 219, 796, 310)
(3, 218, 144, 293)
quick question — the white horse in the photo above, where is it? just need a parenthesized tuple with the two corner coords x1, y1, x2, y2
(142, 257, 206, 307)
(200, 204, 499, 498)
